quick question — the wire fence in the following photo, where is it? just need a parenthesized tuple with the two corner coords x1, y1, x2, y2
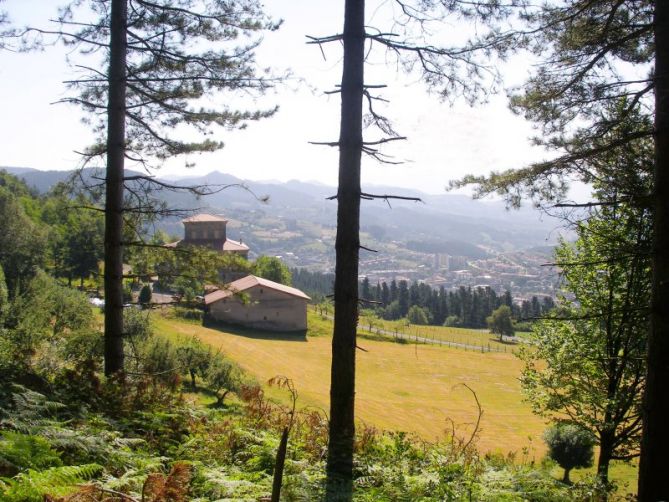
(311, 305, 518, 354)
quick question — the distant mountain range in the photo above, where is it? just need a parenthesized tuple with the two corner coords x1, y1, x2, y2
(2, 166, 564, 261)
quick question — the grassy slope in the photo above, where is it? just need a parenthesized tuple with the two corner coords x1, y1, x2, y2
(358, 317, 522, 352)
(154, 311, 638, 493)
(153, 312, 547, 458)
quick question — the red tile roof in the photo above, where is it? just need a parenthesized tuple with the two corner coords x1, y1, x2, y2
(222, 239, 249, 252)
(182, 213, 228, 223)
(205, 275, 311, 304)
(164, 238, 247, 251)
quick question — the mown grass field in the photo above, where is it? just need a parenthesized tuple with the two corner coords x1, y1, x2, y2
(353, 312, 531, 352)
(153, 309, 638, 493)
(154, 310, 547, 457)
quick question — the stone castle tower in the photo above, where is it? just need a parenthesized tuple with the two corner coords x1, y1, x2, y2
(178, 213, 249, 258)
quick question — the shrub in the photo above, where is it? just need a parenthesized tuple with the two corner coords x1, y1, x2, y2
(407, 305, 430, 325)
(139, 285, 152, 308)
(443, 315, 461, 327)
(544, 422, 595, 484)
(172, 307, 203, 322)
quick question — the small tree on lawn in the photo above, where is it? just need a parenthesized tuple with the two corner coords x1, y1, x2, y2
(359, 310, 379, 333)
(487, 305, 514, 341)
(175, 338, 212, 390)
(207, 357, 242, 405)
(138, 285, 152, 309)
(544, 422, 595, 484)
(407, 305, 430, 326)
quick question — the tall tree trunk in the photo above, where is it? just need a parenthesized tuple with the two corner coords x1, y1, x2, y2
(325, 0, 365, 499)
(103, 0, 127, 376)
(639, 1, 669, 498)
(597, 430, 613, 490)
(271, 427, 289, 502)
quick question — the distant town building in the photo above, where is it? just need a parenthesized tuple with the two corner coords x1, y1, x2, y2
(448, 255, 468, 271)
(205, 275, 311, 331)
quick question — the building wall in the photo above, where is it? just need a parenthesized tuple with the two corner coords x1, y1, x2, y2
(184, 221, 227, 243)
(208, 285, 308, 331)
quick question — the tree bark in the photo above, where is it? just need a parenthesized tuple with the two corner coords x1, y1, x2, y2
(562, 467, 571, 485)
(216, 389, 230, 406)
(271, 426, 289, 502)
(103, 0, 127, 376)
(640, 2, 669, 499)
(597, 430, 613, 489)
(639, 2, 669, 499)
(325, 0, 365, 500)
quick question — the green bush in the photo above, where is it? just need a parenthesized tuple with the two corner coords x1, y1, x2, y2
(443, 315, 462, 327)
(544, 422, 595, 484)
(173, 306, 204, 322)
(138, 284, 152, 307)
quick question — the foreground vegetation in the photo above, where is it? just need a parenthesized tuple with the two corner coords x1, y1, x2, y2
(0, 170, 639, 498)
(0, 273, 634, 499)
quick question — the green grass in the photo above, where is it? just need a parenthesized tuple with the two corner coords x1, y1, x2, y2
(357, 313, 519, 352)
(153, 309, 546, 456)
(151, 308, 637, 496)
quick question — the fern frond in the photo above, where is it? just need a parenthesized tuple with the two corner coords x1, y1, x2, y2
(0, 431, 62, 474)
(1, 387, 66, 432)
(162, 462, 191, 502)
(1, 463, 102, 501)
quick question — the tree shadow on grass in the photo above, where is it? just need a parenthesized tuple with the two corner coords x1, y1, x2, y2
(203, 317, 308, 342)
(489, 336, 520, 345)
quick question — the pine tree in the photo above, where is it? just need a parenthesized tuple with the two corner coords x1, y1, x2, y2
(308, 0, 504, 495)
(381, 282, 390, 306)
(30, 0, 280, 375)
(451, 2, 668, 490)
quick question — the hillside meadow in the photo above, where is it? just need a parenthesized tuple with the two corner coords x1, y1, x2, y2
(154, 311, 546, 457)
(154, 309, 638, 493)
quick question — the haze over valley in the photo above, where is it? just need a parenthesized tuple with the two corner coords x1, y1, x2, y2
(6, 166, 563, 299)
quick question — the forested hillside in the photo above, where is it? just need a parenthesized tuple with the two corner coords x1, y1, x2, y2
(1, 0, 665, 498)
(0, 170, 641, 499)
